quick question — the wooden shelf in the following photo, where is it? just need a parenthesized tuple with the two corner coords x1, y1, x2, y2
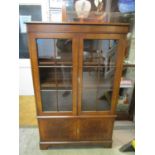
(39, 60, 118, 67)
(39, 59, 72, 66)
(83, 81, 113, 89)
(83, 62, 116, 67)
(40, 80, 72, 89)
(123, 63, 135, 67)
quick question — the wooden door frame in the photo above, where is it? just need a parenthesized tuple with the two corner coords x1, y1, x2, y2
(77, 33, 127, 116)
(28, 32, 78, 116)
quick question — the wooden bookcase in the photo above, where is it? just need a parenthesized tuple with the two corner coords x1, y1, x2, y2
(26, 22, 129, 149)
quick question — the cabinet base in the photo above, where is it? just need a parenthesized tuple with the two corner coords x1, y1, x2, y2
(40, 140, 112, 150)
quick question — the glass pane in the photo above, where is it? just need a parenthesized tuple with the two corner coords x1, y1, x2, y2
(83, 40, 118, 66)
(39, 68, 56, 89)
(82, 67, 114, 111)
(39, 67, 73, 112)
(41, 91, 57, 111)
(37, 38, 73, 112)
(97, 87, 112, 111)
(58, 91, 72, 111)
(83, 67, 114, 88)
(37, 39, 72, 65)
(82, 88, 111, 111)
(39, 67, 72, 89)
(57, 67, 72, 111)
(82, 88, 97, 111)
(56, 68, 72, 89)
(82, 39, 117, 112)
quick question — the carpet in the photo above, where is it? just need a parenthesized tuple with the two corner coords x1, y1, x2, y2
(19, 96, 38, 127)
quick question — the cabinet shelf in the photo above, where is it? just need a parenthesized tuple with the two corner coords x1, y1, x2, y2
(40, 76, 113, 90)
(39, 65, 72, 68)
(83, 85, 112, 89)
(41, 82, 113, 90)
(41, 89, 72, 92)
(39, 60, 118, 67)
(123, 60, 135, 67)
(41, 81, 72, 89)
(39, 59, 72, 66)
(84, 62, 116, 67)
(123, 63, 135, 67)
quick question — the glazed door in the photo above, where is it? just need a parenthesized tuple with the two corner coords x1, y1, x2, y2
(78, 34, 126, 115)
(28, 33, 78, 115)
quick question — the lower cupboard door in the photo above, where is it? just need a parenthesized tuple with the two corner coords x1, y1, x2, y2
(78, 118, 114, 141)
(38, 118, 77, 141)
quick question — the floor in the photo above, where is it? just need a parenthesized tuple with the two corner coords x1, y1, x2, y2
(20, 121, 135, 155)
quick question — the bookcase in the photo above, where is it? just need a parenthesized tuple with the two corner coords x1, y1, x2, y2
(27, 21, 129, 149)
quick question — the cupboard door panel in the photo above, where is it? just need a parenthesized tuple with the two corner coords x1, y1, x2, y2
(80, 39, 119, 112)
(39, 118, 77, 141)
(28, 34, 78, 115)
(78, 118, 114, 141)
(37, 38, 73, 113)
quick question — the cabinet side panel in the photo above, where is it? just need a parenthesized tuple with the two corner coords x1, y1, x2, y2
(111, 36, 127, 114)
(27, 33, 42, 114)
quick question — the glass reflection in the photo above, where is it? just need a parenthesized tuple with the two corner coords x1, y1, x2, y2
(82, 39, 118, 111)
(37, 39, 72, 64)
